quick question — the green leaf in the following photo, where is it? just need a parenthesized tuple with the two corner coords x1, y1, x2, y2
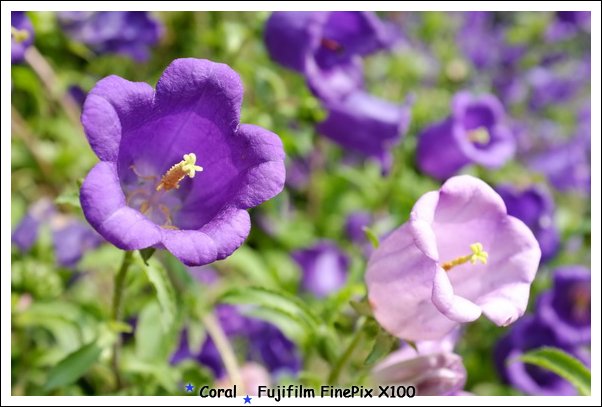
(220, 286, 321, 347)
(362, 226, 380, 248)
(54, 188, 81, 209)
(139, 248, 156, 265)
(520, 347, 591, 396)
(350, 298, 373, 318)
(135, 252, 177, 332)
(364, 326, 398, 366)
(44, 342, 102, 391)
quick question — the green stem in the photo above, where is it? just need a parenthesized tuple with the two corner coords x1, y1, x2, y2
(327, 318, 366, 385)
(111, 251, 133, 390)
(24, 46, 81, 127)
(201, 312, 243, 389)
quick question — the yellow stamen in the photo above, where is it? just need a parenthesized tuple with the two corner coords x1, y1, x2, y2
(11, 26, 30, 43)
(441, 242, 489, 272)
(156, 153, 203, 191)
(467, 127, 490, 145)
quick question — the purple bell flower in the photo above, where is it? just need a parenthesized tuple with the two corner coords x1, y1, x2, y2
(345, 211, 373, 246)
(528, 135, 590, 194)
(292, 241, 349, 298)
(11, 199, 55, 252)
(11, 11, 34, 64)
(457, 12, 503, 70)
(317, 91, 411, 171)
(79, 58, 286, 266)
(495, 184, 560, 263)
(416, 92, 515, 180)
(264, 11, 394, 103)
(50, 215, 104, 268)
(546, 11, 591, 42)
(494, 315, 585, 395)
(172, 305, 301, 378)
(57, 11, 163, 62)
(12, 199, 103, 268)
(536, 266, 591, 346)
(366, 175, 540, 341)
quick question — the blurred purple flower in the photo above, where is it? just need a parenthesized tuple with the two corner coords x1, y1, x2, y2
(317, 91, 411, 172)
(457, 12, 503, 70)
(292, 241, 349, 298)
(11, 11, 34, 64)
(186, 266, 219, 285)
(494, 315, 586, 395)
(68, 85, 87, 107)
(345, 211, 372, 246)
(528, 135, 590, 194)
(57, 11, 163, 62)
(495, 184, 560, 263)
(546, 11, 591, 42)
(373, 330, 466, 396)
(416, 92, 515, 180)
(11, 199, 55, 252)
(50, 215, 104, 268)
(366, 175, 540, 341)
(536, 266, 591, 346)
(12, 199, 103, 268)
(527, 67, 583, 111)
(264, 11, 398, 104)
(79, 58, 285, 266)
(172, 305, 301, 378)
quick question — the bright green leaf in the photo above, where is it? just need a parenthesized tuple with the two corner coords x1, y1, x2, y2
(135, 252, 177, 332)
(520, 347, 591, 396)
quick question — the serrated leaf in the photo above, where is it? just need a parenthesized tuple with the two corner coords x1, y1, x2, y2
(44, 342, 102, 391)
(364, 327, 398, 366)
(520, 347, 591, 396)
(136, 252, 176, 332)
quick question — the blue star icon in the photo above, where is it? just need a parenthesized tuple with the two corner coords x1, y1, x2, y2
(243, 395, 252, 404)
(185, 383, 194, 392)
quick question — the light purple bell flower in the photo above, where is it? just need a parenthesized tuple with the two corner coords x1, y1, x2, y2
(79, 58, 286, 266)
(366, 175, 541, 341)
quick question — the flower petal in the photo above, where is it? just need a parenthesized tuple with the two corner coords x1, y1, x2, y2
(432, 267, 482, 322)
(231, 124, 286, 208)
(80, 161, 161, 249)
(82, 75, 155, 161)
(475, 216, 541, 326)
(154, 58, 243, 135)
(199, 206, 250, 261)
(162, 229, 218, 267)
(366, 224, 456, 341)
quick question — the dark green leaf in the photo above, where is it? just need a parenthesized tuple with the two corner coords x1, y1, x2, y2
(139, 248, 156, 266)
(364, 327, 398, 366)
(520, 347, 591, 396)
(44, 342, 102, 391)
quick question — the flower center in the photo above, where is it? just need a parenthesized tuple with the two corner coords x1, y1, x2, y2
(570, 283, 590, 323)
(441, 242, 489, 272)
(11, 26, 30, 43)
(467, 127, 490, 145)
(125, 153, 202, 230)
(156, 153, 203, 191)
(321, 38, 344, 53)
